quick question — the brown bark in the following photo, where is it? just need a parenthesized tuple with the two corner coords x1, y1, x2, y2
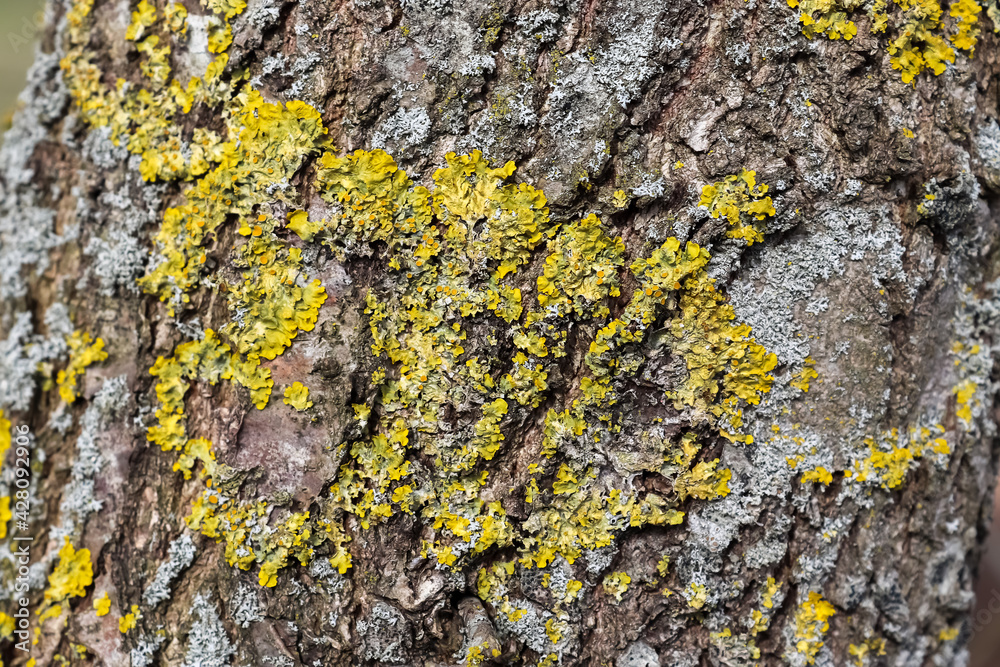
(1, 0, 1000, 665)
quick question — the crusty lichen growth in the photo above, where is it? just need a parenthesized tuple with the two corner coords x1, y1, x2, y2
(601, 571, 631, 603)
(118, 604, 141, 633)
(137, 93, 329, 315)
(56, 0, 790, 610)
(842, 425, 951, 489)
(0, 410, 10, 468)
(130, 136, 780, 625)
(849, 637, 887, 665)
(889, 0, 957, 82)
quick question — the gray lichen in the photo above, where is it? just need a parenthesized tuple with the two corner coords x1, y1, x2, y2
(371, 107, 433, 155)
(79, 179, 162, 296)
(143, 533, 197, 607)
(228, 583, 263, 628)
(0, 43, 71, 302)
(356, 601, 412, 664)
(181, 594, 236, 667)
(130, 634, 167, 667)
(52, 375, 129, 543)
(0, 309, 72, 412)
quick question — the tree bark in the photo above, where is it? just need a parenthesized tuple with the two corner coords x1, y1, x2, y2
(1, 0, 1000, 665)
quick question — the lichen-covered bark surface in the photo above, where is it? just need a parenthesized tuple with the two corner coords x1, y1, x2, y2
(1, 0, 1000, 665)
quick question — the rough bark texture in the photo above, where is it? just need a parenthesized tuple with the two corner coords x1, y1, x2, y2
(1, 0, 1000, 665)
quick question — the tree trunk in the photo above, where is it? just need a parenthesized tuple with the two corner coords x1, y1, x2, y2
(1, 0, 1000, 665)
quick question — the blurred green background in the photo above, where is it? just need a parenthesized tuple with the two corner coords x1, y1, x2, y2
(0, 0, 45, 114)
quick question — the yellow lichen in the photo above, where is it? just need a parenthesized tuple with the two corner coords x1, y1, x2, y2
(257, 511, 313, 587)
(187, 494, 352, 586)
(955, 378, 976, 422)
(686, 582, 708, 609)
(174, 438, 217, 481)
(43, 539, 93, 605)
(788, 0, 987, 82)
(60, 0, 794, 617)
(787, 0, 859, 40)
(602, 571, 631, 602)
(64, 0, 355, 608)
(794, 592, 836, 664)
(544, 618, 565, 644)
(674, 459, 732, 500)
(950, 0, 982, 50)
(465, 644, 501, 666)
(125, 0, 156, 41)
(537, 213, 624, 317)
(164, 2, 188, 33)
(888, 0, 956, 83)
(93, 592, 110, 617)
(138, 91, 329, 311)
(147, 330, 233, 454)
(843, 425, 950, 489)
(286, 209, 324, 242)
(801, 466, 833, 485)
(698, 170, 775, 246)
(283, 382, 313, 411)
(118, 605, 140, 633)
(0, 497, 10, 540)
(57, 331, 108, 404)
(0, 612, 13, 638)
(849, 637, 887, 665)
(790, 357, 818, 392)
(762, 577, 780, 608)
(0, 410, 9, 470)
